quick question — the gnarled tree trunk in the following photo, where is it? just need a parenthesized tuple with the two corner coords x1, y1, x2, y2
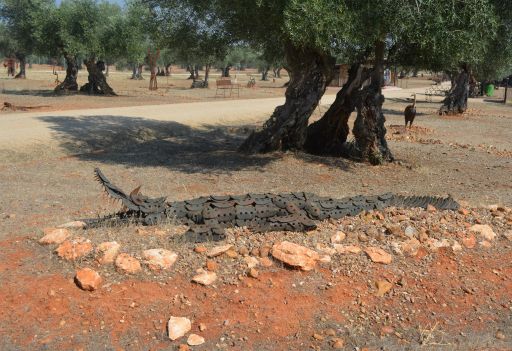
(165, 63, 171, 76)
(138, 64, 144, 79)
(273, 66, 282, 78)
(131, 64, 144, 80)
(351, 41, 393, 165)
(439, 64, 470, 115)
(194, 65, 199, 80)
(187, 64, 195, 80)
(261, 66, 270, 81)
(147, 49, 160, 91)
(14, 53, 26, 79)
(222, 65, 232, 78)
(55, 54, 78, 93)
(239, 45, 334, 153)
(204, 63, 211, 85)
(306, 42, 392, 166)
(304, 64, 370, 156)
(80, 59, 116, 96)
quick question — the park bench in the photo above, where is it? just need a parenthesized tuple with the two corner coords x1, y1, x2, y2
(215, 78, 240, 98)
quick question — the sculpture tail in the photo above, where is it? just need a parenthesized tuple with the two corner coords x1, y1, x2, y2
(390, 195, 459, 211)
(94, 168, 140, 211)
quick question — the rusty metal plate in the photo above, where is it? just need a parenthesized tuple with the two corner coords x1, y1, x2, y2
(304, 203, 321, 218)
(213, 207, 236, 222)
(254, 198, 272, 205)
(211, 201, 234, 208)
(234, 199, 254, 206)
(210, 195, 230, 201)
(235, 205, 256, 220)
(186, 210, 203, 223)
(292, 192, 306, 200)
(254, 205, 279, 218)
(185, 203, 204, 212)
(319, 200, 337, 209)
(247, 193, 266, 199)
(230, 195, 249, 201)
(202, 206, 218, 219)
(185, 197, 208, 205)
(285, 203, 300, 214)
(166, 205, 187, 218)
(272, 197, 289, 209)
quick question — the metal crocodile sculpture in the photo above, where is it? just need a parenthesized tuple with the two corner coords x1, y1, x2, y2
(85, 168, 460, 243)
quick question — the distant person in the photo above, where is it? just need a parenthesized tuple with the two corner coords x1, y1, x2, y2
(384, 68, 391, 86)
(3, 58, 16, 77)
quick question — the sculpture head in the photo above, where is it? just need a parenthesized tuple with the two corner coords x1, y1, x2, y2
(94, 168, 166, 224)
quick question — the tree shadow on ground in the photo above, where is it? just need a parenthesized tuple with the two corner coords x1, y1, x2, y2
(483, 98, 506, 104)
(38, 115, 279, 174)
(294, 151, 352, 171)
(1, 89, 57, 97)
(38, 114, 353, 173)
(386, 97, 443, 104)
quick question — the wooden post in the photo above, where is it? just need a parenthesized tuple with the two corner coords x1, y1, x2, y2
(148, 48, 160, 91)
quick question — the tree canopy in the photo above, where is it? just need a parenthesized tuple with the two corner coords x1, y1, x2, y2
(0, 0, 54, 77)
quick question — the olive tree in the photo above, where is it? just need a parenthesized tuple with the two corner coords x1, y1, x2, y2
(145, 0, 230, 87)
(145, 0, 503, 164)
(306, 0, 498, 163)
(38, 0, 117, 94)
(0, 0, 53, 78)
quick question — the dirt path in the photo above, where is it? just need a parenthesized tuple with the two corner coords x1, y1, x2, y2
(0, 87, 430, 148)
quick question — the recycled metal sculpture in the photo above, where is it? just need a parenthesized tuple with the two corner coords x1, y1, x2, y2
(86, 168, 460, 243)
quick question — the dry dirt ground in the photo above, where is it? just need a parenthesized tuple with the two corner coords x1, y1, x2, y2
(0, 74, 511, 351)
(0, 65, 291, 112)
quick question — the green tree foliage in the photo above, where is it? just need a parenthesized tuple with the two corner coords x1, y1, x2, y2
(223, 46, 260, 71)
(38, 0, 110, 60)
(124, 0, 156, 70)
(390, 0, 498, 73)
(214, 0, 351, 152)
(0, 0, 53, 78)
(472, 0, 512, 81)
(146, 0, 230, 83)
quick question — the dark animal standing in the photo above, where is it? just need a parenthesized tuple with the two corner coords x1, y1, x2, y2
(83, 169, 460, 243)
(404, 93, 417, 128)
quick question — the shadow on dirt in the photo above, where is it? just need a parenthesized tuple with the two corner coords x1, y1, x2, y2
(38, 115, 279, 173)
(386, 96, 442, 105)
(38, 114, 353, 173)
(483, 98, 506, 104)
(1, 89, 57, 97)
(382, 108, 428, 117)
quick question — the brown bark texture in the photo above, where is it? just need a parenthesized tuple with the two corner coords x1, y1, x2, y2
(239, 45, 334, 153)
(80, 59, 116, 96)
(439, 64, 470, 115)
(55, 54, 79, 94)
